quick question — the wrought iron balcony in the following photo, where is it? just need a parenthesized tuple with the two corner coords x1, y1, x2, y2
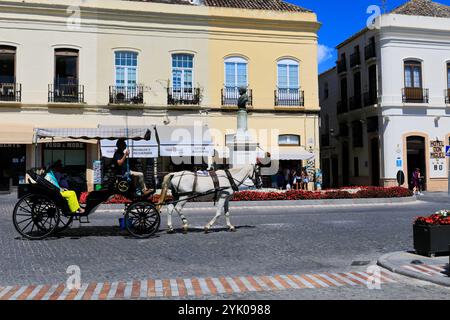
(445, 89, 450, 104)
(364, 43, 376, 60)
(109, 86, 144, 105)
(0, 83, 21, 102)
(337, 59, 347, 74)
(402, 87, 429, 103)
(350, 52, 361, 68)
(49, 83, 84, 103)
(363, 91, 378, 106)
(349, 95, 362, 110)
(167, 87, 200, 105)
(221, 87, 253, 107)
(274, 88, 304, 107)
(337, 100, 348, 114)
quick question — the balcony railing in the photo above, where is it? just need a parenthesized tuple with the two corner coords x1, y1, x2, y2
(337, 100, 348, 114)
(402, 87, 429, 103)
(363, 91, 378, 106)
(167, 87, 200, 105)
(445, 89, 450, 104)
(274, 88, 304, 106)
(337, 60, 347, 73)
(109, 86, 144, 105)
(221, 87, 253, 107)
(49, 83, 84, 103)
(0, 83, 21, 102)
(350, 52, 361, 68)
(364, 43, 376, 60)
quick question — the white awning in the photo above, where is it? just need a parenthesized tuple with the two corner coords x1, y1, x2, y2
(99, 126, 158, 158)
(0, 123, 34, 144)
(262, 147, 315, 161)
(155, 125, 214, 157)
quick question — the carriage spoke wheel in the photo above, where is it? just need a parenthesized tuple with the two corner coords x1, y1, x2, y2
(55, 214, 74, 234)
(13, 195, 61, 240)
(124, 201, 160, 239)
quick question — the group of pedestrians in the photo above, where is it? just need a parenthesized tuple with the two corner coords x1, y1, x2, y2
(272, 168, 310, 190)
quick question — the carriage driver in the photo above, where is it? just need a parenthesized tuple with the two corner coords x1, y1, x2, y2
(113, 138, 153, 196)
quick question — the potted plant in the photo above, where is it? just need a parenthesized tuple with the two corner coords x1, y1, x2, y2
(413, 210, 450, 257)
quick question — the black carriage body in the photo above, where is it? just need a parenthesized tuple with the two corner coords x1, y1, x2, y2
(17, 182, 70, 215)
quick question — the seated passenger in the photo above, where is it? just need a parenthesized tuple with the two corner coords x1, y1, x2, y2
(45, 163, 84, 214)
(113, 138, 153, 196)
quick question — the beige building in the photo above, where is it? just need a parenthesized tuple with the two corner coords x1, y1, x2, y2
(0, 0, 321, 191)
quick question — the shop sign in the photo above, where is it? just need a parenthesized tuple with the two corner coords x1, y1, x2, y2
(0, 144, 22, 148)
(44, 142, 85, 150)
(93, 160, 102, 185)
(430, 140, 445, 159)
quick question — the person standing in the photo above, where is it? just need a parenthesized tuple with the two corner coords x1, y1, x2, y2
(411, 168, 424, 196)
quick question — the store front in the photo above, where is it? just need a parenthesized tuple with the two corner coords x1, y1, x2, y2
(42, 141, 87, 193)
(0, 144, 26, 190)
(155, 125, 214, 186)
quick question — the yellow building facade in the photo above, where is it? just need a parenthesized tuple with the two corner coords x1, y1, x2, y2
(0, 0, 320, 191)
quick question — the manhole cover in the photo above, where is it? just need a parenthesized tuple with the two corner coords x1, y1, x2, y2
(351, 261, 371, 266)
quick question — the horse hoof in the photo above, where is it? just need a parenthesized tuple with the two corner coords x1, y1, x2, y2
(167, 228, 175, 234)
(183, 226, 189, 234)
(228, 226, 236, 232)
(204, 227, 210, 234)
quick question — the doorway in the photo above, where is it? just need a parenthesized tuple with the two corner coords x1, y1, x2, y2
(407, 136, 426, 190)
(331, 157, 339, 188)
(370, 137, 380, 186)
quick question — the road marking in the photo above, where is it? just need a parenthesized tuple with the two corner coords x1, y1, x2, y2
(403, 264, 448, 277)
(1, 269, 399, 300)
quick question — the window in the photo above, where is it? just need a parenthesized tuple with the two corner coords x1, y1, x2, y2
(115, 51, 138, 88)
(447, 62, 450, 89)
(324, 82, 329, 99)
(352, 121, 363, 148)
(0, 45, 16, 83)
(224, 56, 248, 89)
(172, 54, 193, 94)
(354, 157, 359, 177)
(278, 135, 301, 146)
(55, 49, 79, 85)
(277, 59, 299, 89)
(404, 60, 422, 88)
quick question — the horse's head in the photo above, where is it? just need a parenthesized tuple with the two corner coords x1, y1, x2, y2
(250, 162, 263, 189)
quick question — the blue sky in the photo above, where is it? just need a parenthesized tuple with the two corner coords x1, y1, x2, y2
(289, 0, 450, 73)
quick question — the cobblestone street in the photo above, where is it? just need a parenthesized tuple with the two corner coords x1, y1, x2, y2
(1, 193, 450, 299)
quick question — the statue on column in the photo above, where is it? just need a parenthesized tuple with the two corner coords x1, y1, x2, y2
(237, 87, 249, 111)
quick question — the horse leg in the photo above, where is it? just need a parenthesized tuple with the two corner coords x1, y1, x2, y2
(166, 203, 175, 234)
(173, 196, 189, 233)
(204, 197, 225, 233)
(224, 197, 235, 232)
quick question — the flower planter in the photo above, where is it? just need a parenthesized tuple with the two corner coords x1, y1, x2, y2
(413, 224, 450, 257)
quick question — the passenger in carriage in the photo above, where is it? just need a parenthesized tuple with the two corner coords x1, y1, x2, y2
(45, 162, 85, 214)
(113, 138, 153, 196)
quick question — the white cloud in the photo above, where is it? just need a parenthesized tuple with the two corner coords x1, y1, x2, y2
(318, 44, 335, 65)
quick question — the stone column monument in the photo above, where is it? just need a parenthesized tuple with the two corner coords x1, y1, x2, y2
(227, 87, 258, 167)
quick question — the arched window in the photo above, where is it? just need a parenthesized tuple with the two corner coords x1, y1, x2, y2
(278, 134, 301, 146)
(224, 56, 248, 89)
(172, 53, 194, 94)
(277, 59, 299, 89)
(404, 60, 422, 88)
(115, 51, 138, 88)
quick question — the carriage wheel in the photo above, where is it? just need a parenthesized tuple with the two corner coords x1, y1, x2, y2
(13, 194, 61, 240)
(124, 201, 160, 239)
(55, 215, 74, 234)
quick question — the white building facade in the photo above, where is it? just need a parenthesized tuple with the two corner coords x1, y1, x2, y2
(319, 0, 450, 191)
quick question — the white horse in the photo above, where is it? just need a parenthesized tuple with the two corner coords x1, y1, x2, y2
(158, 164, 262, 233)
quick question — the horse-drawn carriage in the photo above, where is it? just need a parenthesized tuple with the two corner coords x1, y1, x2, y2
(12, 127, 265, 240)
(13, 128, 160, 240)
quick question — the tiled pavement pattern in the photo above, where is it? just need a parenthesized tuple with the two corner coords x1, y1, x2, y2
(402, 264, 449, 278)
(0, 270, 396, 300)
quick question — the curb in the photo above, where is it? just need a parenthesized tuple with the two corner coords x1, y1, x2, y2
(377, 252, 450, 287)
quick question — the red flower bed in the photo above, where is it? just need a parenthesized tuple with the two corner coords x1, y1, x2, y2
(79, 187, 412, 204)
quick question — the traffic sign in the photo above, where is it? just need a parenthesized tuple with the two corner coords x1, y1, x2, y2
(446, 146, 450, 157)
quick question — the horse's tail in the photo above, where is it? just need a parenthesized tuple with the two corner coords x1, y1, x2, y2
(158, 173, 174, 208)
